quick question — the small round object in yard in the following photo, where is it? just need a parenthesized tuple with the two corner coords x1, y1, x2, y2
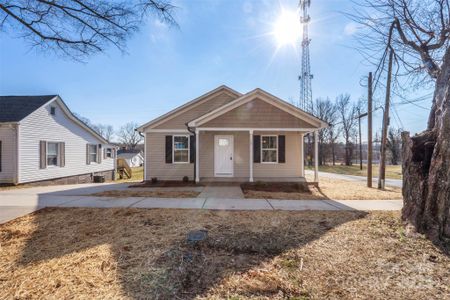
(187, 229, 208, 243)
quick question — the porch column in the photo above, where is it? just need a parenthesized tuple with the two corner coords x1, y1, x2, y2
(300, 133, 304, 177)
(195, 129, 200, 183)
(249, 130, 254, 182)
(314, 130, 319, 183)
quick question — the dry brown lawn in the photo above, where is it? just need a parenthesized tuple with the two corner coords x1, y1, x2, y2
(1, 208, 448, 299)
(243, 177, 402, 200)
(91, 190, 200, 198)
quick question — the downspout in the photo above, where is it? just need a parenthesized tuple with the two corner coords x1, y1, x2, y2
(185, 123, 196, 182)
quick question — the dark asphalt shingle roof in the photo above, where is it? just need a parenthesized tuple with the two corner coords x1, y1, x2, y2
(0, 95, 57, 122)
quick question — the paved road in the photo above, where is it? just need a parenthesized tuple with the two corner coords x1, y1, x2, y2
(306, 170, 403, 188)
(0, 182, 403, 224)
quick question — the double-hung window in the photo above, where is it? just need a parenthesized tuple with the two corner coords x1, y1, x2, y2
(261, 135, 278, 163)
(106, 148, 112, 158)
(88, 144, 98, 164)
(173, 135, 189, 163)
(47, 142, 59, 166)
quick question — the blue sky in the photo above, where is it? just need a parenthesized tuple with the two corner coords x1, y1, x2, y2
(0, 0, 431, 141)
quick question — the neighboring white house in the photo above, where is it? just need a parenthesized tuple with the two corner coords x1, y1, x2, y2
(117, 150, 144, 168)
(0, 95, 116, 185)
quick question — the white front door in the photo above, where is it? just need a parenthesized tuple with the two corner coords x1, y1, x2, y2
(214, 135, 234, 177)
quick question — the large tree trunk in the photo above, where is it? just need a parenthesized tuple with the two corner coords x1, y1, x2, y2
(402, 47, 450, 250)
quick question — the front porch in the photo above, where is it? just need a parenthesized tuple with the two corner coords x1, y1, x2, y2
(194, 128, 319, 184)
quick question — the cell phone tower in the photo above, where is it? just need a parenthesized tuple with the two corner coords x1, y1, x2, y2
(298, 0, 313, 113)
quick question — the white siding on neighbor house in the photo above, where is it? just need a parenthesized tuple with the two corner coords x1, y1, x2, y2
(0, 125, 17, 183)
(18, 101, 114, 183)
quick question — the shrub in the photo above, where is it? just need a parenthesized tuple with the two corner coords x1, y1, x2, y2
(151, 177, 158, 183)
(182, 176, 189, 182)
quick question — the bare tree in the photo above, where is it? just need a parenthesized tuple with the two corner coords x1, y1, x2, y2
(0, 0, 177, 60)
(352, 0, 450, 247)
(95, 124, 115, 142)
(335, 94, 358, 166)
(117, 122, 142, 150)
(313, 97, 338, 165)
(386, 128, 402, 165)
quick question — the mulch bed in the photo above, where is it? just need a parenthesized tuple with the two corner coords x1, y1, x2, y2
(129, 181, 203, 188)
(241, 182, 311, 193)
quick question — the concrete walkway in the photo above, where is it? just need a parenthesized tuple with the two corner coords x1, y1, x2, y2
(0, 182, 403, 224)
(306, 170, 403, 188)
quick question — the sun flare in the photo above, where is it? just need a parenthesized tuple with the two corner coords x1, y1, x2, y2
(272, 9, 301, 47)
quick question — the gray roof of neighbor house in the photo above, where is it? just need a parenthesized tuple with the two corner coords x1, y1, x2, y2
(0, 95, 57, 122)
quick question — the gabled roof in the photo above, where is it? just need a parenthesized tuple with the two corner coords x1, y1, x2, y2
(0, 94, 109, 144)
(0, 95, 57, 122)
(188, 88, 328, 129)
(136, 85, 241, 132)
(117, 152, 144, 159)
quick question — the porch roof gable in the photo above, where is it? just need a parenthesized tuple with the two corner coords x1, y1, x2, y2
(187, 88, 328, 129)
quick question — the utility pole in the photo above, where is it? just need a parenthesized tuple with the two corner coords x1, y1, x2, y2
(378, 26, 394, 190)
(367, 72, 373, 188)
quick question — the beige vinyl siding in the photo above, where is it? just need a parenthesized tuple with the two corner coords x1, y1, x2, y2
(0, 125, 17, 183)
(202, 98, 316, 128)
(253, 132, 302, 178)
(145, 132, 194, 181)
(154, 92, 237, 129)
(18, 101, 114, 183)
(198, 131, 249, 178)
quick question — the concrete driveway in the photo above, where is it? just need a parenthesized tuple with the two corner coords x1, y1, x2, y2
(0, 182, 403, 224)
(306, 170, 403, 188)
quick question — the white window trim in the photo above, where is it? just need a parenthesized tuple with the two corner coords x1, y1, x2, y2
(46, 141, 60, 168)
(172, 135, 190, 164)
(88, 144, 98, 164)
(261, 135, 278, 164)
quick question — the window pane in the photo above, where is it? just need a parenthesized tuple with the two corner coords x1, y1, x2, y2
(174, 136, 188, 149)
(218, 138, 229, 146)
(262, 136, 277, 149)
(89, 145, 97, 163)
(47, 142, 58, 166)
(262, 150, 277, 162)
(174, 150, 188, 162)
(89, 144, 97, 154)
(47, 143, 58, 155)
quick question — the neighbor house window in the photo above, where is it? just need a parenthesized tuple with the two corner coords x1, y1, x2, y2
(106, 148, 112, 158)
(88, 144, 97, 163)
(47, 142, 59, 166)
(173, 135, 189, 163)
(261, 136, 278, 163)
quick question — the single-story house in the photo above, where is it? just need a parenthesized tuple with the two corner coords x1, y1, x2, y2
(137, 85, 327, 183)
(0, 95, 116, 185)
(117, 149, 144, 167)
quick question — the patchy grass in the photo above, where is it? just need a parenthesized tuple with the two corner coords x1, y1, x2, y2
(0, 209, 448, 299)
(91, 190, 200, 198)
(307, 164, 403, 179)
(115, 167, 144, 183)
(242, 177, 402, 200)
